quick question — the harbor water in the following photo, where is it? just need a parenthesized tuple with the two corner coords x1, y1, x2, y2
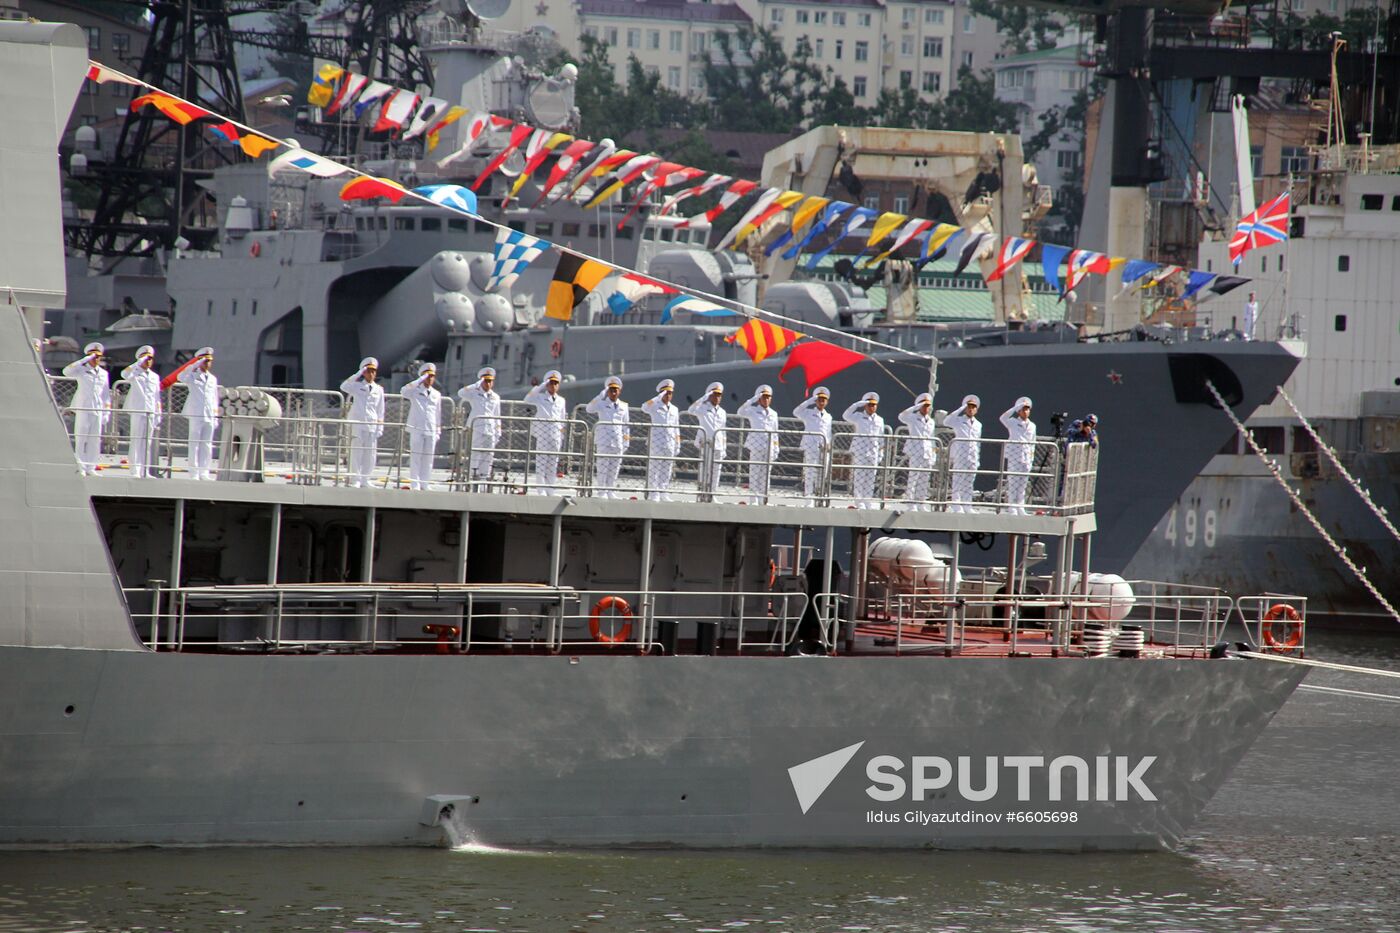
(2, 628, 1397, 933)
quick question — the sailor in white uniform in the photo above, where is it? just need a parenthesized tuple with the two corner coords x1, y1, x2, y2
(842, 391, 886, 508)
(792, 386, 833, 502)
(897, 392, 936, 510)
(524, 370, 568, 494)
(457, 366, 502, 491)
(62, 341, 111, 476)
(999, 396, 1036, 514)
(640, 378, 681, 501)
(400, 362, 442, 490)
(942, 394, 982, 512)
(177, 347, 220, 480)
(738, 384, 780, 503)
(586, 375, 630, 498)
(120, 344, 161, 478)
(687, 381, 728, 501)
(340, 357, 385, 488)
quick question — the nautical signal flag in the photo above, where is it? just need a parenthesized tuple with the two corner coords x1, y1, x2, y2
(326, 72, 368, 117)
(582, 154, 661, 210)
(339, 176, 408, 203)
(727, 318, 804, 364)
(985, 236, 1035, 282)
(606, 274, 673, 315)
(953, 230, 994, 276)
(411, 184, 478, 214)
(307, 61, 344, 107)
(661, 173, 731, 216)
(471, 124, 534, 191)
(351, 80, 393, 119)
(778, 340, 867, 392)
(510, 131, 573, 198)
(131, 91, 212, 125)
(1039, 243, 1070, 293)
(1229, 191, 1290, 266)
(681, 179, 757, 228)
(1062, 249, 1113, 296)
(486, 227, 551, 292)
(87, 63, 135, 86)
(660, 296, 742, 324)
(533, 138, 595, 205)
(269, 148, 348, 178)
(423, 106, 468, 152)
(546, 253, 613, 321)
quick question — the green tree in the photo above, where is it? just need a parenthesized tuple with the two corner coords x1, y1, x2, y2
(864, 86, 933, 129)
(705, 27, 823, 133)
(1343, 6, 1387, 52)
(928, 66, 1019, 134)
(968, 0, 1067, 54)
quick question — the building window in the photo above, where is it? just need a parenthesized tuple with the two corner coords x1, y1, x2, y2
(1335, 314, 1347, 331)
(964, 14, 976, 33)
(692, 32, 707, 53)
(1338, 254, 1350, 271)
(1249, 145, 1263, 177)
(855, 41, 868, 62)
(627, 29, 640, 49)
(1056, 149, 1082, 171)
(893, 195, 909, 213)
(925, 8, 945, 24)
(251, 300, 258, 316)
(963, 51, 974, 68)
(835, 39, 844, 59)
(853, 75, 867, 97)
(1362, 193, 1383, 211)
(770, 8, 783, 24)
(901, 35, 913, 56)
(796, 10, 809, 24)
(922, 71, 941, 93)
(78, 114, 98, 127)
(583, 26, 596, 39)
(858, 12, 871, 27)
(864, 195, 880, 211)
(231, 299, 238, 317)
(814, 11, 827, 25)
(815, 38, 824, 59)
(692, 70, 705, 91)
(668, 66, 681, 89)
(85, 26, 100, 50)
(923, 37, 943, 58)
(112, 32, 130, 54)
(648, 30, 660, 50)
(1281, 146, 1310, 175)
(833, 11, 846, 26)
(82, 79, 100, 96)
(902, 8, 915, 26)
(605, 27, 618, 45)
(900, 70, 913, 88)
(670, 30, 682, 52)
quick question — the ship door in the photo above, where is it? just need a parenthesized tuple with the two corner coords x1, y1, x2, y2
(320, 522, 364, 582)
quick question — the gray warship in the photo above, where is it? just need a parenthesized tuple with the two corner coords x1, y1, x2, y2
(0, 18, 1313, 853)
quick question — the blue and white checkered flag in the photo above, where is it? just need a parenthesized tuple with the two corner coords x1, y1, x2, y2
(410, 183, 478, 215)
(487, 227, 551, 292)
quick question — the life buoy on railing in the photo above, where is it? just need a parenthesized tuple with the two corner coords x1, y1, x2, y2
(589, 595, 634, 644)
(249, 241, 261, 258)
(769, 559, 778, 588)
(550, 338, 563, 359)
(1261, 603, 1303, 652)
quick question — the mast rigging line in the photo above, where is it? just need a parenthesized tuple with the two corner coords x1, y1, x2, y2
(87, 59, 937, 370)
(1204, 379, 1400, 625)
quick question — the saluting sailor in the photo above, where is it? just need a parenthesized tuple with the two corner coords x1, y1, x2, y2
(62, 341, 111, 476)
(120, 345, 162, 479)
(524, 370, 568, 494)
(999, 396, 1036, 515)
(942, 394, 982, 512)
(340, 357, 385, 488)
(898, 392, 936, 510)
(792, 386, 833, 502)
(400, 362, 442, 490)
(586, 375, 630, 499)
(640, 378, 681, 501)
(457, 366, 502, 491)
(738, 384, 780, 503)
(178, 347, 219, 480)
(842, 392, 886, 508)
(687, 381, 728, 501)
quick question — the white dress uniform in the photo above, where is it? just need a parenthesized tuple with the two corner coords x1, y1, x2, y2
(524, 371, 568, 494)
(177, 348, 219, 480)
(340, 358, 386, 488)
(897, 393, 937, 510)
(62, 343, 111, 476)
(640, 379, 680, 501)
(942, 394, 983, 512)
(400, 363, 442, 490)
(842, 393, 886, 508)
(120, 346, 161, 478)
(586, 378, 630, 499)
(792, 387, 833, 500)
(999, 396, 1037, 515)
(457, 367, 502, 490)
(687, 382, 728, 500)
(737, 386, 780, 503)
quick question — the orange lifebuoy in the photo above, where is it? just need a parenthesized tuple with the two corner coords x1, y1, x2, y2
(249, 241, 261, 258)
(550, 339, 563, 359)
(589, 595, 634, 644)
(1261, 603, 1303, 652)
(769, 559, 778, 588)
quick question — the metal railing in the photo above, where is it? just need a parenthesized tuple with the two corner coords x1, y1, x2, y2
(50, 377, 1099, 512)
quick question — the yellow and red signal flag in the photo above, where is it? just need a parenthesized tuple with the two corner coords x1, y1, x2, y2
(87, 62, 136, 86)
(470, 123, 533, 191)
(509, 131, 574, 198)
(582, 154, 661, 210)
(726, 318, 805, 364)
(339, 176, 408, 203)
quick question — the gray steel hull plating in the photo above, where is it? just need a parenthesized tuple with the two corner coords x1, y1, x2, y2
(0, 648, 1303, 850)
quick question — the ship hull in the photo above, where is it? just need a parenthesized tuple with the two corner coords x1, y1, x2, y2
(1126, 450, 1400, 618)
(0, 647, 1302, 850)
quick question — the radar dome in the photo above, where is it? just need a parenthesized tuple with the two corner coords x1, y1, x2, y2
(429, 252, 474, 293)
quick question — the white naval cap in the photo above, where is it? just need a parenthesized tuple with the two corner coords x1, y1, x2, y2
(136, 345, 155, 360)
(756, 384, 773, 397)
(196, 346, 215, 358)
(706, 381, 724, 395)
(544, 369, 562, 383)
(813, 386, 831, 398)
(359, 356, 379, 370)
(1015, 395, 1033, 409)
(862, 391, 880, 404)
(961, 394, 980, 408)
(477, 366, 496, 379)
(83, 341, 105, 355)
(418, 362, 436, 376)
(605, 375, 622, 389)
(655, 378, 675, 393)
(915, 392, 932, 406)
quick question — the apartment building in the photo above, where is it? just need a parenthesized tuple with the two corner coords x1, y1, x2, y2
(575, 0, 753, 94)
(993, 44, 1091, 195)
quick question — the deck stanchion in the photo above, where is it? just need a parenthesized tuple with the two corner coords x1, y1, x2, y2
(456, 510, 470, 584)
(170, 498, 185, 589)
(267, 502, 282, 585)
(363, 506, 376, 583)
(639, 517, 653, 651)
